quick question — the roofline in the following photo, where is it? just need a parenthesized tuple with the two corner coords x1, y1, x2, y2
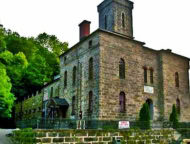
(59, 28, 189, 61)
(43, 78, 60, 89)
(59, 29, 145, 57)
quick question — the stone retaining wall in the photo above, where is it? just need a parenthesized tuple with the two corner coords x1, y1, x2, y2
(13, 129, 175, 144)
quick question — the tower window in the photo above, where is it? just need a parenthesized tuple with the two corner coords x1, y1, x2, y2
(122, 13, 125, 28)
(144, 67, 148, 84)
(175, 72, 179, 87)
(88, 91, 93, 112)
(89, 57, 93, 80)
(150, 68, 154, 84)
(119, 58, 125, 79)
(71, 96, 76, 115)
(105, 15, 107, 29)
(73, 66, 76, 86)
(119, 92, 126, 112)
(64, 71, 67, 88)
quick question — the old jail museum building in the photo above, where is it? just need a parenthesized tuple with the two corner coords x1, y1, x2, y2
(15, 0, 190, 122)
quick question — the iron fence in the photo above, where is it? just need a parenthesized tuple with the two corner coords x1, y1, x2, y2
(16, 118, 190, 130)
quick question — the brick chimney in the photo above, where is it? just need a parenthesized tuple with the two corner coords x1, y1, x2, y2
(79, 20, 91, 41)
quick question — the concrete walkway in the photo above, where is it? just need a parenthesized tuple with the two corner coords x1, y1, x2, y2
(0, 129, 13, 144)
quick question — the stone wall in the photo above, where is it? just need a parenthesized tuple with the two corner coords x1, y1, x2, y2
(160, 50, 190, 121)
(15, 92, 43, 121)
(13, 129, 175, 144)
(98, 30, 190, 121)
(59, 32, 100, 120)
(15, 79, 60, 121)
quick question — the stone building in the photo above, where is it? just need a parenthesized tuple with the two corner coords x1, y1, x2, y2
(15, 0, 190, 122)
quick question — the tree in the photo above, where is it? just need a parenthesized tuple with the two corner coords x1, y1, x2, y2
(36, 32, 68, 56)
(139, 103, 150, 129)
(0, 27, 6, 52)
(0, 51, 28, 98)
(0, 66, 15, 118)
(169, 104, 179, 129)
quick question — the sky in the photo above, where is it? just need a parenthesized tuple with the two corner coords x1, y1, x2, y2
(0, 0, 190, 58)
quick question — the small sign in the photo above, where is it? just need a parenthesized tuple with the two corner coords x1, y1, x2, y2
(144, 86, 154, 94)
(119, 121, 130, 129)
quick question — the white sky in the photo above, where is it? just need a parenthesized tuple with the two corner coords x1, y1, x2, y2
(0, 0, 190, 58)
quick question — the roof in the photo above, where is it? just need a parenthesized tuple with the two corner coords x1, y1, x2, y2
(59, 28, 145, 58)
(59, 28, 190, 61)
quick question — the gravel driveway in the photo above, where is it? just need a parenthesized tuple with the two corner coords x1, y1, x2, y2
(0, 129, 14, 144)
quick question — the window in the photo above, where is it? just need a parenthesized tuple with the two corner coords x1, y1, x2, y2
(105, 15, 107, 29)
(176, 99, 180, 114)
(150, 68, 154, 84)
(122, 13, 125, 28)
(119, 59, 125, 79)
(73, 66, 76, 86)
(175, 72, 179, 87)
(89, 40, 92, 48)
(72, 96, 76, 115)
(50, 87, 53, 98)
(119, 92, 126, 112)
(64, 56, 67, 64)
(88, 91, 93, 112)
(144, 67, 148, 84)
(89, 58, 93, 80)
(64, 71, 67, 88)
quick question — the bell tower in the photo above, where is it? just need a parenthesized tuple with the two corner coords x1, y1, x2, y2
(98, 0, 134, 38)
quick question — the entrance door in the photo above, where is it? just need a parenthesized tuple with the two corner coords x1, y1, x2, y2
(146, 99, 154, 120)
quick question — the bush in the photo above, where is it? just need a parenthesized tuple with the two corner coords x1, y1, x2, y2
(139, 103, 150, 129)
(169, 104, 179, 129)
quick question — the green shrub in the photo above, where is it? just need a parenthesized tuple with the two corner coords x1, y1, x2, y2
(139, 103, 150, 129)
(169, 104, 179, 129)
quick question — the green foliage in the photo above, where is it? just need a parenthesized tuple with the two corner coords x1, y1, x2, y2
(0, 51, 28, 98)
(0, 66, 15, 118)
(36, 32, 68, 56)
(0, 25, 69, 117)
(0, 26, 68, 100)
(139, 103, 151, 129)
(169, 104, 179, 129)
(13, 128, 36, 144)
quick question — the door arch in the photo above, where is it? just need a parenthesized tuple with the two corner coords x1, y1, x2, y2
(146, 99, 154, 120)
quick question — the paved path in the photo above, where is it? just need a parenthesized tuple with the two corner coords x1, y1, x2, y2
(0, 129, 13, 144)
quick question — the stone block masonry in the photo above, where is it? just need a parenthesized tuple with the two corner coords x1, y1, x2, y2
(13, 129, 175, 144)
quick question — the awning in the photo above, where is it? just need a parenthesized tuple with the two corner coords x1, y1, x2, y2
(52, 98, 69, 106)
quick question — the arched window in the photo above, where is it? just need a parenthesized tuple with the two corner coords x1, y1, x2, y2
(119, 59, 125, 79)
(88, 91, 93, 112)
(150, 68, 154, 84)
(71, 96, 75, 115)
(176, 98, 180, 115)
(122, 13, 125, 28)
(64, 71, 67, 88)
(144, 67, 147, 84)
(105, 15, 107, 29)
(119, 92, 126, 112)
(73, 66, 76, 86)
(89, 58, 93, 80)
(175, 72, 179, 87)
(50, 87, 53, 98)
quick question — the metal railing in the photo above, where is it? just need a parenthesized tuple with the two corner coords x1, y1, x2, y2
(16, 118, 190, 130)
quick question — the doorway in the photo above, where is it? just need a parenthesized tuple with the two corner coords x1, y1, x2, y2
(146, 99, 154, 120)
